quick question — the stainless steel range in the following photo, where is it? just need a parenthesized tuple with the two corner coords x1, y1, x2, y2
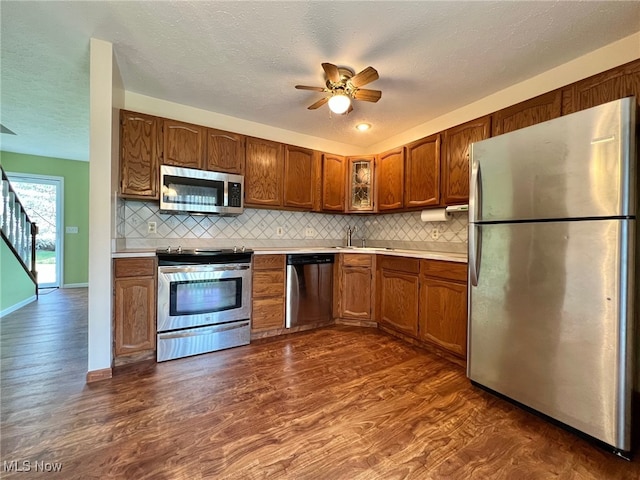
(156, 246, 252, 362)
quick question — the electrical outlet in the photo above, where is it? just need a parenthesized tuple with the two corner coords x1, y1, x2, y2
(430, 228, 440, 240)
(65, 226, 78, 234)
(437, 223, 447, 233)
(148, 221, 157, 234)
(276, 226, 284, 237)
(305, 227, 316, 238)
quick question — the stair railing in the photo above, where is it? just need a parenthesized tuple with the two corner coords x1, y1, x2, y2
(1, 165, 38, 285)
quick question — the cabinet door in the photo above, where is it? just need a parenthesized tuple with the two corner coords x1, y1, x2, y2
(419, 278, 467, 358)
(346, 156, 375, 212)
(245, 137, 284, 207)
(562, 59, 640, 114)
(492, 90, 562, 136)
(163, 119, 204, 169)
(404, 134, 440, 208)
(283, 145, 316, 209)
(322, 154, 346, 212)
(378, 269, 419, 337)
(441, 115, 491, 205)
(340, 266, 372, 319)
(376, 147, 404, 211)
(120, 111, 160, 199)
(114, 276, 156, 356)
(204, 128, 245, 174)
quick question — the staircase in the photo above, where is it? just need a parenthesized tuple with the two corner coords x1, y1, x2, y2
(1, 165, 38, 289)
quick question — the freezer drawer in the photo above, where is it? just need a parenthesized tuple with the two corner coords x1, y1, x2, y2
(468, 219, 635, 451)
(157, 320, 250, 362)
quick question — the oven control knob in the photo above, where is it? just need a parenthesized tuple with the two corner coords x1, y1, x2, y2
(241, 245, 246, 253)
(177, 245, 182, 253)
(166, 246, 171, 253)
(233, 246, 238, 253)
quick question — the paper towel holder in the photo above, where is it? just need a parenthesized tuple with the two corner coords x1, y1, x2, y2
(445, 204, 469, 213)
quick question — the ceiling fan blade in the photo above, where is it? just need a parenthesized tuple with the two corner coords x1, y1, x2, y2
(295, 85, 325, 92)
(353, 89, 382, 102)
(308, 97, 329, 110)
(322, 62, 341, 83)
(350, 66, 379, 87)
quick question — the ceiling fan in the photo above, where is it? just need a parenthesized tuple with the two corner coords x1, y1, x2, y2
(295, 62, 381, 115)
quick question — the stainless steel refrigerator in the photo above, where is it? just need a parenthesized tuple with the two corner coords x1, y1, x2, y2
(467, 97, 637, 457)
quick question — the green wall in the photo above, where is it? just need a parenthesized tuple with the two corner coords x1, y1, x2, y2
(0, 151, 89, 286)
(0, 241, 36, 313)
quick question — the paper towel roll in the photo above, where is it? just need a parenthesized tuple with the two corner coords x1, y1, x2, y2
(420, 208, 450, 222)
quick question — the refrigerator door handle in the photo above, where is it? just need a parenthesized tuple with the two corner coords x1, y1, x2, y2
(469, 224, 481, 286)
(469, 151, 481, 223)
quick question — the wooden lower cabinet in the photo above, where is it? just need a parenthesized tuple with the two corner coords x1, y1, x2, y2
(336, 254, 374, 320)
(377, 256, 420, 337)
(113, 257, 157, 362)
(251, 254, 286, 332)
(419, 260, 468, 358)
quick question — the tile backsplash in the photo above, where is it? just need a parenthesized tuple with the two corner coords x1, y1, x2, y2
(119, 200, 468, 253)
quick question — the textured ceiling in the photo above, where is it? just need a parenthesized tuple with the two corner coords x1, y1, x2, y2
(1, 1, 639, 162)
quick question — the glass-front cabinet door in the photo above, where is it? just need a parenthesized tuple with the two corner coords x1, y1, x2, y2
(346, 156, 375, 212)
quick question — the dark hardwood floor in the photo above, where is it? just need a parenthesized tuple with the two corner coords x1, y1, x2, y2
(1, 288, 638, 479)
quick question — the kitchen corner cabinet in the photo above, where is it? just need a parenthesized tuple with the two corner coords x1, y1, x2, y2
(204, 128, 245, 174)
(376, 147, 404, 211)
(251, 255, 286, 331)
(377, 256, 420, 337)
(419, 260, 468, 358)
(441, 115, 491, 206)
(346, 156, 375, 212)
(163, 119, 205, 169)
(245, 137, 284, 207)
(404, 134, 440, 208)
(561, 58, 640, 115)
(336, 254, 374, 320)
(492, 90, 562, 137)
(283, 145, 317, 210)
(119, 110, 161, 199)
(113, 257, 156, 358)
(321, 154, 346, 212)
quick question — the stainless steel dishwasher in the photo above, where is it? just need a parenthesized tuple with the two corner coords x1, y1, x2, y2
(285, 254, 335, 328)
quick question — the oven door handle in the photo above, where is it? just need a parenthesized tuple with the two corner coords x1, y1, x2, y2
(158, 264, 251, 274)
(158, 321, 250, 339)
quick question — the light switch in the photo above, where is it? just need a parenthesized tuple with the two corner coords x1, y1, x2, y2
(65, 226, 78, 234)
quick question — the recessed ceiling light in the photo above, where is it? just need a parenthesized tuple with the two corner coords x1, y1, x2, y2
(355, 123, 371, 132)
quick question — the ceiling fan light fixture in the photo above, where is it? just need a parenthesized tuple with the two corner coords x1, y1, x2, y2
(355, 123, 371, 132)
(328, 93, 351, 114)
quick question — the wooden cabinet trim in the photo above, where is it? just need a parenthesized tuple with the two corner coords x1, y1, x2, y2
(253, 255, 286, 270)
(114, 257, 156, 278)
(379, 255, 420, 274)
(420, 260, 467, 282)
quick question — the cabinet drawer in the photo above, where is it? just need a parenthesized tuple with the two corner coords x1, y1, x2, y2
(379, 255, 420, 274)
(253, 255, 286, 270)
(114, 257, 156, 278)
(252, 297, 285, 330)
(420, 260, 467, 282)
(342, 253, 372, 267)
(252, 270, 285, 297)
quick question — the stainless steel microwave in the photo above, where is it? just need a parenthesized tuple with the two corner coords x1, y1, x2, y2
(160, 165, 244, 215)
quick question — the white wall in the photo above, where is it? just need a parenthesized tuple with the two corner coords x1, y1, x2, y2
(88, 38, 115, 373)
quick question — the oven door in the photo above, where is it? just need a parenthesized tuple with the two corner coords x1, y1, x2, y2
(157, 264, 252, 332)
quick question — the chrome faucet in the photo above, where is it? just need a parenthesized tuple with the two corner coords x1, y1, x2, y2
(346, 225, 357, 246)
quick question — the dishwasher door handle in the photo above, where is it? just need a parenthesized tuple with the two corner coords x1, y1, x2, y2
(285, 265, 300, 328)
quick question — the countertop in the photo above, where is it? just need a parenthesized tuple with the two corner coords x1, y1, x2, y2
(112, 246, 467, 263)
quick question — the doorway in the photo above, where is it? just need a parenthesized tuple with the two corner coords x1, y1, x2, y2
(6, 173, 64, 289)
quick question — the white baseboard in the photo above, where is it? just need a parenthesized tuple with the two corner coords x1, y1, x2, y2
(0, 295, 37, 317)
(63, 283, 89, 288)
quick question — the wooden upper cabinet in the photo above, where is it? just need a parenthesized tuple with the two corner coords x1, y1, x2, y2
(163, 119, 204, 169)
(204, 128, 245, 174)
(492, 90, 562, 136)
(244, 137, 284, 207)
(346, 156, 375, 212)
(562, 59, 640, 115)
(404, 134, 440, 208)
(321, 154, 346, 212)
(441, 115, 491, 206)
(283, 145, 317, 210)
(120, 110, 161, 199)
(376, 147, 404, 211)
